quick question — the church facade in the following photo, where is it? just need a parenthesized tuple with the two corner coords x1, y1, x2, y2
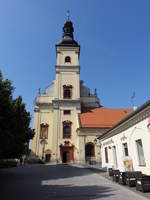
(32, 17, 132, 164)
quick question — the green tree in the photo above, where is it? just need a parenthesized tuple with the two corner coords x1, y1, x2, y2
(0, 71, 34, 159)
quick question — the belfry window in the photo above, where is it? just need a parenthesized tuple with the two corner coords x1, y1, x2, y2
(63, 121, 72, 138)
(65, 56, 71, 63)
(63, 85, 72, 99)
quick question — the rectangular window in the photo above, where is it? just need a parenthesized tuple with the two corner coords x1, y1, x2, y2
(64, 110, 71, 115)
(63, 121, 72, 138)
(63, 85, 72, 99)
(123, 143, 129, 156)
(112, 146, 118, 168)
(136, 139, 146, 166)
(105, 147, 108, 163)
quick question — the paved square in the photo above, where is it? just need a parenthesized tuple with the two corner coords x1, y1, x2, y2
(0, 164, 148, 200)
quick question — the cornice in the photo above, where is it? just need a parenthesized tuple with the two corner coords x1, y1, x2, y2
(56, 46, 80, 53)
(35, 102, 53, 110)
(78, 128, 109, 135)
(55, 65, 80, 74)
(53, 99, 81, 110)
(34, 107, 40, 112)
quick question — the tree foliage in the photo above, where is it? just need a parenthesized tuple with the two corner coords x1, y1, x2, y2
(0, 71, 34, 159)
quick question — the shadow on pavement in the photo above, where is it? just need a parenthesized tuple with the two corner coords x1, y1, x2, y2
(0, 164, 103, 182)
(41, 184, 114, 200)
(0, 164, 114, 200)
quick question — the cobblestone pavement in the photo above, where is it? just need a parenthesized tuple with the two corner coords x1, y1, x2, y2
(0, 164, 149, 200)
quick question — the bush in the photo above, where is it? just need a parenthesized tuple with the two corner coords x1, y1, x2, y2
(0, 159, 18, 168)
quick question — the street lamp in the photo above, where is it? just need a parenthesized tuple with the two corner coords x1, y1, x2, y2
(94, 138, 97, 145)
(40, 139, 46, 161)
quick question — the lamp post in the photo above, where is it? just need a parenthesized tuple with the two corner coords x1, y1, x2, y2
(40, 139, 46, 161)
(94, 138, 97, 145)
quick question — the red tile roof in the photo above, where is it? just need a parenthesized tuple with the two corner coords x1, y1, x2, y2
(80, 107, 132, 128)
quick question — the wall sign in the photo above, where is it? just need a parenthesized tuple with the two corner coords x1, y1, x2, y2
(123, 156, 133, 172)
(103, 139, 114, 146)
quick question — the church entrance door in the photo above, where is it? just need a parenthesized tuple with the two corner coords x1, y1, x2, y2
(45, 154, 51, 162)
(62, 151, 69, 163)
(60, 145, 74, 163)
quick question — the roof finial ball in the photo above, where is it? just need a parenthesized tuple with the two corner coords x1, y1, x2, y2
(66, 10, 70, 21)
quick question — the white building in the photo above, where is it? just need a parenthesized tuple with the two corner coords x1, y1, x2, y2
(99, 100, 150, 175)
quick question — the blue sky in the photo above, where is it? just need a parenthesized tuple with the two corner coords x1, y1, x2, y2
(0, 0, 150, 124)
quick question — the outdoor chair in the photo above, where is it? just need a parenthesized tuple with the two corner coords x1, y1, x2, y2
(108, 168, 113, 177)
(112, 170, 120, 182)
(119, 172, 126, 185)
(125, 171, 142, 187)
(136, 175, 150, 192)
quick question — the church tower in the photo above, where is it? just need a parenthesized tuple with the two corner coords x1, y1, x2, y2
(52, 15, 81, 163)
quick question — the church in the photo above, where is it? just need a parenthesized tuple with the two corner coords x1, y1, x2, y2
(31, 15, 132, 164)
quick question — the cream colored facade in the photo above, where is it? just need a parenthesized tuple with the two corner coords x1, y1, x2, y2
(77, 128, 109, 164)
(32, 18, 101, 164)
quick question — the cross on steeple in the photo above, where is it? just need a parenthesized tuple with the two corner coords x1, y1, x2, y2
(66, 10, 70, 21)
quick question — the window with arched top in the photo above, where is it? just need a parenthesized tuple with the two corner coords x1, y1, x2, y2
(63, 121, 72, 138)
(65, 56, 71, 63)
(85, 143, 95, 157)
(63, 85, 72, 99)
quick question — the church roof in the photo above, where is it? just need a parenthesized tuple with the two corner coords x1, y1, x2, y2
(80, 107, 133, 128)
(56, 15, 79, 47)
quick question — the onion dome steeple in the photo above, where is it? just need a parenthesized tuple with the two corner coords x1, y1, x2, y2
(56, 11, 79, 47)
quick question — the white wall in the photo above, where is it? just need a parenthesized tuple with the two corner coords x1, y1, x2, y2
(101, 117, 150, 175)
